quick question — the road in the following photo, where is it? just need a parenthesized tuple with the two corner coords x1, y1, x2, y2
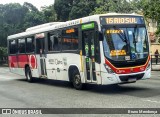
(0, 67, 160, 116)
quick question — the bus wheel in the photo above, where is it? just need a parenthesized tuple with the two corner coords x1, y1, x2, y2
(25, 67, 34, 83)
(72, 70, 83, 90)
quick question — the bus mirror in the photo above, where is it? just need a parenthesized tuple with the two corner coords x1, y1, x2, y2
(99, 32, 103, 41)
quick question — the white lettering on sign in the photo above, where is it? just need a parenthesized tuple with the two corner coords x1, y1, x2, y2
(106, 18, 137, 24)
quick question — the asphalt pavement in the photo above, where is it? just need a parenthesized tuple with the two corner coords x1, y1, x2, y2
(0, 67, 160, 116)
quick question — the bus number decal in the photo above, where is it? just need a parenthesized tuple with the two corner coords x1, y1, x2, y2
(48, 59, 63, 65)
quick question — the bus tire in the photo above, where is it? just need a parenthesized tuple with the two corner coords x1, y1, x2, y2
(72, 70, 83, 90)
(25, 67, 34, 83)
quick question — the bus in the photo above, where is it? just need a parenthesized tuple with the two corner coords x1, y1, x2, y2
(7, 13, 151, 90)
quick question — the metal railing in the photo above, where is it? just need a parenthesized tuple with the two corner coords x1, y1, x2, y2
(0, 56, 8, 66)
(151, 55, 160, 71)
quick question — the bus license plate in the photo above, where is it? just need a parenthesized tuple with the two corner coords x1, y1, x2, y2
(128, 78, 136, 82)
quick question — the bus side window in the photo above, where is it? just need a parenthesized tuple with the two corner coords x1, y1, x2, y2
(18, 38, 26, 53)
(72, 28, 79, 50)
(9, 40, 18, 54)
(26, 37, 35, 53)
(53, 36, 60, 51)
(62, 27, 79, 51)
(48, 31, 61, 52)
(48, 35, 53, 51)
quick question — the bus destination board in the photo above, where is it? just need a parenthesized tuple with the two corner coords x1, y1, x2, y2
(101, 16, 145, 25)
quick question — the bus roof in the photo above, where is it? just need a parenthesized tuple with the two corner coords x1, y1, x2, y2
(25, 22, 62, 32)
(7, 13, 143, 40)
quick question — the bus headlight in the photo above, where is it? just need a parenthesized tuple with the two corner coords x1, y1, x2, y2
(104, 64, 114, 74)
(146, 62, 151, 70)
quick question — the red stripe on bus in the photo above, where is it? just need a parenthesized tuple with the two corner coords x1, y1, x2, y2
(18, 55, 28, 68)
(8, 56, 18, 68)
(105, 56, 150, 74)
(8, 54, 37, 69)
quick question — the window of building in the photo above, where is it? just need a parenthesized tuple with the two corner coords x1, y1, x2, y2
(9, 40, 18, 54)
(62, 28, 79, 51)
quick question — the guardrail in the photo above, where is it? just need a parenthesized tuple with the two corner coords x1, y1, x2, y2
(0, 56, 8, 66)
(151, 55, 160, 71)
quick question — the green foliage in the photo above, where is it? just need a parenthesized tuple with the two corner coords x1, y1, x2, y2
(141, 0, 160, 35)
(23, 2, 38, 12)
(142, 0, 160, 21)
(69, 0, 97, 20)
(54, 0, 97, 20)
(158, 37, 160, 43)
(0, 47, 7, 56)
(0, 2, 58, 57)
(0, 3, 48, 47)
(92, 0, 138, 14)
(54, 0, 73, 21)
(41, 5, 57, 22)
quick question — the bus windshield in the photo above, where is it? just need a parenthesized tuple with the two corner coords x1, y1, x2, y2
(102, 26, 149, 61)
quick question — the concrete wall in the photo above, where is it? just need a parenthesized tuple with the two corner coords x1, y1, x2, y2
(150, 44, 160, 56)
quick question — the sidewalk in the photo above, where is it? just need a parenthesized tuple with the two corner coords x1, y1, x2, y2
(152, 64, 160, 71)
(0, 64, 8, 67)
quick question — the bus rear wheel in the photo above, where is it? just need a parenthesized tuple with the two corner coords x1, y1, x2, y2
(25, 67, 34, 82)
(72, 70, 83, 90)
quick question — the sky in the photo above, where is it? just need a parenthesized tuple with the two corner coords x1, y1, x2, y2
(0, 0, 55, 10)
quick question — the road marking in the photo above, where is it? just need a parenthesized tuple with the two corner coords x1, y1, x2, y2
(0, 77, 14, 81)
(143, 99, 160, 104)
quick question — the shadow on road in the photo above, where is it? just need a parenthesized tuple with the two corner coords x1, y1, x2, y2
(16, 78, 158, 98)
(17, 78, 73, 89)
(85, 84, 157, 98)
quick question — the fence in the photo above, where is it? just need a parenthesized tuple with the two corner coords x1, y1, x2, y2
(151, 55, 160, 71)
(0, 56, 8, 66)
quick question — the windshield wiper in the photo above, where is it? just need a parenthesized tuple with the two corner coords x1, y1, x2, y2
(133, 25, 138, 44)
(113, 27, 128, 43)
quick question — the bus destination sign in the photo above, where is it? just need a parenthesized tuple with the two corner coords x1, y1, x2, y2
(101, 16, 145, 25)
(106, 18, 137, 24)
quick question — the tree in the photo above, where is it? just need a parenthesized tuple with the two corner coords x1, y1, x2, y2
(0, 47, 7, 64)
(0, 3, 47, 47)
(141, 0, 160, 35)
(69, 0, 97, 20)
(23, 2, 38, 12)
(54, 0, 73, 21)
(92, 0, 139, 14)
(23, 9, 46, 28)
(0, 3, 27, 46)
(41, 5, 57, 22)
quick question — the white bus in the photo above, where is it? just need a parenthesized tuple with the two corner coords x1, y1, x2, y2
(8, 13, 151, 89)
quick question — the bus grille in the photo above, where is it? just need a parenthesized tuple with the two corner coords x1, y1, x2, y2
(119, 73, 144, 82)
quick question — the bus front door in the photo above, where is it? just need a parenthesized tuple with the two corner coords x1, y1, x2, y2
(36, 37, 47, 77)
(82, 30, 97, 83)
